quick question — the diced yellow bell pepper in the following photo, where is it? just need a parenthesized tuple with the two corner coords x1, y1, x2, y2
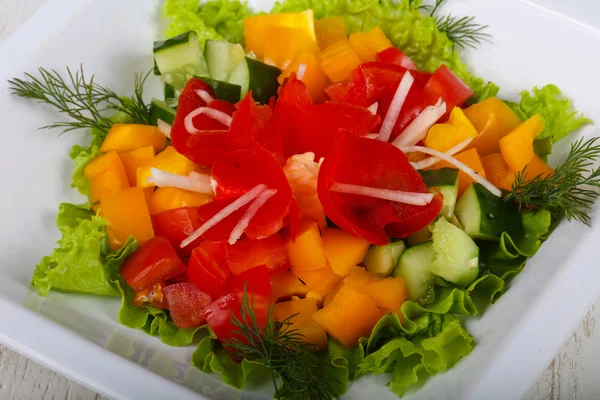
(341, 266, 408, 310)
(523, 154, 554, 180)
(347, 27, 392, 63)
(100, 124, 167, 153)
(100, 187, 154, 250)
(312, 284, 383, 348)
(293, 262, 342, 296)
(425, 107, 479, 152)
(429, 148, 486, 196)
(463, 97, 523, 156)
(84, 151, 130, 204)
(499, 114, 545, 172)
(275, 298, 328, 350)
(285, 220, 328, 272)
(119, 146, 155, 186)
(321, 228, 370, 277)
(270, 271, 310, 302)
(319, 40, 361, 83)
(136, 146, 203, 188)
(279, 51, 328, 102)
(314, 16, 346, 49)
(244, 10, 316, 59)
(481, 153, 514, 191)
(263, 25, 319, 70)
(147, 187, 213, 215)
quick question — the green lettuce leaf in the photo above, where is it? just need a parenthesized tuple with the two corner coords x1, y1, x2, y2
(69, 136, 102, 197)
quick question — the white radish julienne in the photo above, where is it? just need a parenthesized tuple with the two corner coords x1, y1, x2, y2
(401, 145, 502, 197)
(331, 182, 434, 206)
(184, 107, 232, 134)
(195, 89, 214, 104)
(156, 119, 172, 139)
(411, 137, 474, 170)
(147, 168, 213, 194)
(391, 98, 447, 148)
(228, 189, 278, 245)
(363, 133, 379, 140)
(377, 72, 414, 143)
(367, 102, 379, 115)
(297, 64, 307, 80)
(180, 184, 267, 248)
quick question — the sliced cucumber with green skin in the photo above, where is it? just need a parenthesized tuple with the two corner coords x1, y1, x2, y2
(363, 241, 406, 278)
(456, 183, 522, 240)
(153, 31, 208, 90)
(393, 242, 436, 301)
(164, 83, 177, 107)
(148, 99, 177, 126)
(430, 218, 479, 287)
(204, 40, 246, 82)
(247, 57, 281, 104)
(195, 76, 242, 104)
(229, 59, 250, 99)
(419, 168, 459, 220)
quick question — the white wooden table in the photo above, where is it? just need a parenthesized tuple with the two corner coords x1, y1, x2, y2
(0, 1, 598, 399)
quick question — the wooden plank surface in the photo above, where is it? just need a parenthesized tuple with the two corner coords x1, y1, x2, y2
(0, 0, 597, 399)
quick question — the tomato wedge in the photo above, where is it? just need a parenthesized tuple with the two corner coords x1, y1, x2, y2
(317, 134, 442, 245)
(231, 265, 273, 329)
(423, 65, 473, 110)
(163, 282, 213, 329)
(376, 47, 417, 70)
(188, 240, 232, 298)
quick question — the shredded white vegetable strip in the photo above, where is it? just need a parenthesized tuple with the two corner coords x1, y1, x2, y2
(364, 133, 379, 140)
(180, 184, 267, 248)
(401, 145, 502, 197)
(297, 64, 307, 81)
(391, 98, 446, 148)
(195, 89, 214, 104)
(367, 102, 379, 115)
(156, 119, 172, 139)
(184, 107, 232, 134)
(378, 72, 414, 142)
(331, 182, 434, 206)
(411, 137, 474, 170)
(147, 168, 213, 194)
(228, 189, 278, 245)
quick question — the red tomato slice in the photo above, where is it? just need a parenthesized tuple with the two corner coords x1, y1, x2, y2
(423, 65, 473, 110)
(317, 134, 443, 245)
(376, 47, 417, 70)
(119, 237, 187, 291)
(188, 241, 232, 299)
(202, 291, 243, 345)
(163, 282, 213, 329)
(225, 235, 289, 276)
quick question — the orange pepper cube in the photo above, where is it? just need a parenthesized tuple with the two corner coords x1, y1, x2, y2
(152, 146, 202, 175)
(425, 107, 479, 153)
(285, 220, 328, 272)
(100, 124, 167, 153)
(366, 277, 407, 310)
(84, 151, 130, 204)
(347, 27, 392, 63)
(100, 187, 154, 250)
(263, 25, 319, 70)
(119, 146, 155, 186)
(319, 40, 361, 83)
(293, 262, 342, 296)
(499, 114, 545, 172)
(429, 148, 486, 196)
(148, 187, 212, 215)
(312, 284, 383, 348)
(279, 51, 328, 102)
(270, 271, 310, 302)
(321, 227, 371, 277)
(314, 16, 347, 49)
(481, 153, 514, 191)
(274, 298, 327, 350)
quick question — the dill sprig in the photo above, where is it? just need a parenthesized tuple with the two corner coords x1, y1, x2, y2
(8, 65, 151, 136)
(506, 137, 600, 226)
(226, 291, 340, 400)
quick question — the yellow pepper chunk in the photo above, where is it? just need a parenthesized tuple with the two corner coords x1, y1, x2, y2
(319, 40, 361, 83)
(347, 27, 392, 63)
(314, 16, 346, 49)
(136, 146, 204, 188)
(321, 227, 370, 277)
(293, 262, 342, 296)
(263, 25, 319, 70)
(100, 124, 167, 153)
(84, 151, 130, 204)
(147, 187, 212, 215)
(285, 220, 328, 272)
(425, 107, 479, 153)
(119, 146, 155, 186)
(270, 271, 310, 302)
(279, 51, 328, 102)
(499, 114, 545, 172)
(275, 298, 328, 350)
(429, 148, 486, 196)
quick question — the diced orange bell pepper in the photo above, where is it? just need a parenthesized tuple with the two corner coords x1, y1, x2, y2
(244, 10, 316, 59)
(137, 166, 153, 188)
(270, 271, 310, 302)
(319, 40, 361, 83)
(523, 154, 554, 180)
(263, 25, 319, 70)
(312, 284, 383, 348)
(294, 321, 329, 350)
(147, 187, 212, 215)
(481, 153, 514, 191)
(84, 151, 130, 204)
(137, 146, 203, 189)
(119, 146, 155, 186)
(347, 27, 393, 63)
(293, 262, 342, 296)
(429, 148, 486, 196)
(314, 16, 346, 49)
(305, 291, 324, 308)
(100, 124, 167, 153)
(343, 265, 374, 292)
(499, 114, 545, 172)
(425, 107, 479, 152)
(279, 51, 328, 102)
(463, 97, 523, 156)
(321, 227, 370, 277)
(366, 277, 407, 310)
(274, 298, 328, 350)
(285, 220, 328, 272)
(100, 187, 155, 250)
(323, 281, 343, 307)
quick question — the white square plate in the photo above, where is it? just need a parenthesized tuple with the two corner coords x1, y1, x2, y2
(1, 0, 599, 399)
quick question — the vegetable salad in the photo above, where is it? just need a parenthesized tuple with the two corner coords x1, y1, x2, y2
(10, 0, 599, 398)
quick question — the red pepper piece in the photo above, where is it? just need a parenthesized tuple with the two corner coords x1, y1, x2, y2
(324, 81, 349, 102)
(375, 47, 417, 70)
(163, 282, 213, 329)
(202, 291, 243, 345)
(378, 83, 429, 142)
(188, 241, 232, 299)
(231, 265, 272, 329)
(119, 237, 187, 292)
(423, 65, 473, 110)
(317, 134, 443, 245)
(186, 130, 253, 167)
(225, 235, 289, 276)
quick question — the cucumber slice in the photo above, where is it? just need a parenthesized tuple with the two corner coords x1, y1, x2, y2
(164, 83, 178, 108)
(204, 40, 246, 82)
(148, 99, 177, 126)
(419, 168, 459, 220)
(229, 59, 250, 99)
(363, 241, 406, 278)
(153, 31, 208, 90)
(456, 183, 521, 240)
(406, 225, 432, 246)
(393, 242, 436, 301)
(430, 218, 479, 287)
(195, 76, 242, 104)
(247, 57, 281, 104)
